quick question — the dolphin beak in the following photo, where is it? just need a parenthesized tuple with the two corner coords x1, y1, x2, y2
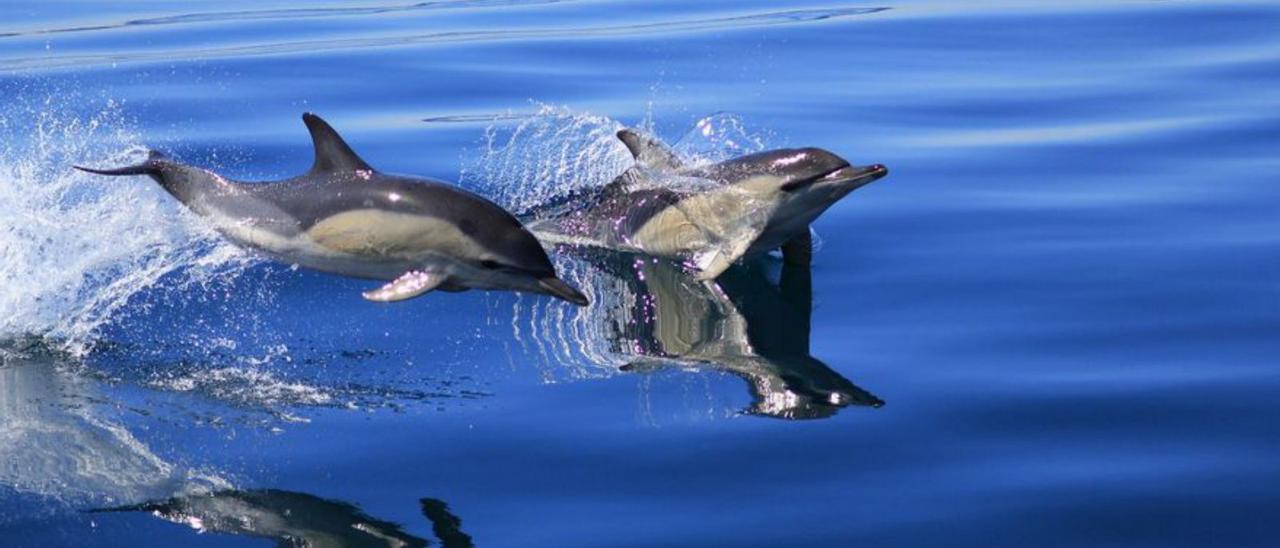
(825, 163, 888, 189)
(781, 162, 888, 192)
(861, 163, 889, 180)
(538, 276, 590, 306)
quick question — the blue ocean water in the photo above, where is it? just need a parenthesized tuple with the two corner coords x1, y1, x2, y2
(2, 1, 1279, 546)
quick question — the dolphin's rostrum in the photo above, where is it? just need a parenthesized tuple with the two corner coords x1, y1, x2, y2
(75, 113, 588, 306)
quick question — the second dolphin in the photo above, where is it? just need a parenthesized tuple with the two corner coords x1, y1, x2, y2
(524, 127, 887, 280)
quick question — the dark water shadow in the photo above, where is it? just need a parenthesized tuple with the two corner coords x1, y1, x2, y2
(421, 498, 475, 548)
(93, 489, 474, 547)
(559, 250, 883, 419)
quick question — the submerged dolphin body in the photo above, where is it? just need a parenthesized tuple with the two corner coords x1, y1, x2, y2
(524, 128, 887, 279)
(74, 113, 587, 305)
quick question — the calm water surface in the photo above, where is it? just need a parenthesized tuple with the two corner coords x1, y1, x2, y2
(2, 1, 1278, 546)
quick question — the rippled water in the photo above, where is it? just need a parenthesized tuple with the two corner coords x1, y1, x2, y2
(2, 1, 1278, 546)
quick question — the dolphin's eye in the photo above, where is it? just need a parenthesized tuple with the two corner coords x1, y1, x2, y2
(480, 260, 502, 270)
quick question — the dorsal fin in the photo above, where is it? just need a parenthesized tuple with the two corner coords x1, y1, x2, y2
(302, 112, 374, 173)
(616, 128, 684, 171)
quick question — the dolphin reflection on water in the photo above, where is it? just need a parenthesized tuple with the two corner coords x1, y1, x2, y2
(0, 348, 230, 509)
(540, 253, 882, 420)
(94, 489, 474, 548)
(0, 347, 473, 547)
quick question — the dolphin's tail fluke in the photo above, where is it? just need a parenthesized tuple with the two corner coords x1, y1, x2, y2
(73, 150, 167, 177)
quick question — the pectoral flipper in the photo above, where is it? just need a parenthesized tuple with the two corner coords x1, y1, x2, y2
(362, 270, 447, 302)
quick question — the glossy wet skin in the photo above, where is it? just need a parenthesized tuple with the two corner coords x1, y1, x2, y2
(243, 170, 561, 282)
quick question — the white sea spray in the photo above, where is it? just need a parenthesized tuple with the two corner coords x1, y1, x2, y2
(0, 95, 250, 356)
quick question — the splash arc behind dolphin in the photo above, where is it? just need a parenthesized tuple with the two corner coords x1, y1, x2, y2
(74, 113, 588, 306)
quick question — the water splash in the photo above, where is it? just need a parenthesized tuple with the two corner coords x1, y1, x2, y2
(671, 111, 773, 165)
(465, 106, 777, 383)
(463, 105, 771, 215)
(0, 94, 251, 357)
(463, 105, 633, 378)
(462, 103, 632, 216)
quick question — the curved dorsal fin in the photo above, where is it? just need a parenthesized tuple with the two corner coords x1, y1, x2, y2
(616, 128, 684, 171)
(302, 112, 374, 173)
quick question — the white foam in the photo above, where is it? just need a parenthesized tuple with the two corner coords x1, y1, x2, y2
(147, 365, 334, 410)
(0, 96, 251, 356)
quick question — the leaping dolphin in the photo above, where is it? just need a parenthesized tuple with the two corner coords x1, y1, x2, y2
(75, 113, 588, 306)
(523, 128, 887, 279)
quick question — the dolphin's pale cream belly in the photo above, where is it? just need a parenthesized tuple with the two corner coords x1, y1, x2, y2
(210, 208, 481, 281)
(629, 185, 771, 256)
(306, 209, 485, 259)
(629, 208, 709, 256)
(526, 182, 778, 280)
(625, 185, 778, 278)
